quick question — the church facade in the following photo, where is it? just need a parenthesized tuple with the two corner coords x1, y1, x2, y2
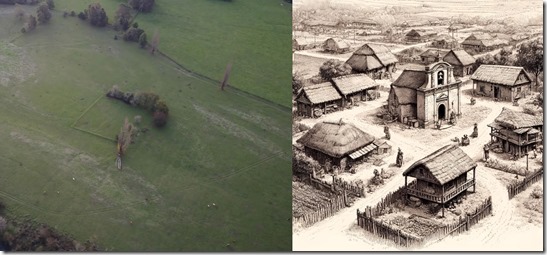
(387, 62, 463, 128)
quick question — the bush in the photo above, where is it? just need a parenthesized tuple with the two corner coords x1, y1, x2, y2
(70, 10, 76, 17)
(128, 0, 155, 13)
(46, 0, 54, 10)
(87, 3, 108, 27)
(153, 111, 167, 127)
(77, 12, 87, 20)
(531, 186, 543, 199)
(139, 32, 147, 48)
(36, 3, 52, 24)
(122, 27, 144, 42)
(154, 100, 169, 114)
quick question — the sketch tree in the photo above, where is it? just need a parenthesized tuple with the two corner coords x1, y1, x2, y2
(319, 59, 352, 81)
(516, 39, 544, 91)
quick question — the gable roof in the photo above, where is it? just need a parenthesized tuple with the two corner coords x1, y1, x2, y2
(470, 65, 531, 86)
(331, 74, 377, 96)
(324, 38, 350, 49)
(391, 68, 427, 89)
(443, 49, 475, 66)
(403, 144, 477, 185)
(297, 82, 341, 105)
(493, 107, 543, 129)
(297, 121, 375, 158)
(420, 49, 449, 58)
(346, 44, 398, 72)
(406, 29, 437, 37)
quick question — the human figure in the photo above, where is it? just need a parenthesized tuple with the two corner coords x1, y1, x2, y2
(471, 123, 478, 138)
(396, 148, 403, 167)
(483, 144, 490, 161)
(384, 126, 391, 140)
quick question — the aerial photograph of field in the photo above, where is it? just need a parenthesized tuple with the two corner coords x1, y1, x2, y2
(0, 0, 292, 251)
(292, 0, 543, 251)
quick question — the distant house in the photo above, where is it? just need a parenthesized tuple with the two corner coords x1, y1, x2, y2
(405, 29, 438, 43)
(373, 138, 392, 155)
(295, 82, 342, 118)
(388, 62, 462, 128)
(419, 49, 449, 65)
(470, 65, 532, 101)
(297, 120, 377, 171)
(431, 34, 459, 49)
(488, 107, 543, 158)
(322, 38, 350, 54)
(403, 144, 477, 217)
(293, 38, 308, 51)
(461, 33, 509, 53)
(341, 19, 377, 29)
(331, 74, 378, 107)
(346, 44, 398, 77)
(442, 49, 476, 77)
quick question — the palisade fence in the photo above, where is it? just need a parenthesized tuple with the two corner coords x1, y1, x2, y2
(293, 174, 365, 228)
(356, 185, 493, 248)
(507, 168, 544, 199)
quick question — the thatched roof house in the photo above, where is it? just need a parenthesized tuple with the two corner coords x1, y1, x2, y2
(431, 34, 458, 49)
(419, 49, 449, 64)
(442, 49, 476, 77)
(488, 107, 543, 157)
(403, 144, 477, 216)
(405, 29, 438, 42)
(462, 33, 508, 53)
(295, 82, 343, 118)
(470, 65, 532, 101)
(293, 38, 308, 51)
(323, 38, 350, 53)
(297, 120, 376, 169)
(346, 44, 398, 75)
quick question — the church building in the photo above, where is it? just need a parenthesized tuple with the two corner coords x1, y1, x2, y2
(387, 62, 463, 128)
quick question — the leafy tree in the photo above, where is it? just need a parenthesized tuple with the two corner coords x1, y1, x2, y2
(122, 27, 144, 42)
(114, 4, 132, 31)
(46, 0, 54, 10)
(133, 92, 159, 111)
(132, 22, 138, 28)
(36, 3, 52, 24)
(292, 72, 303, 96)
(117, 117, 136, 155)
(25, 14, 37, 31)
(87, 2, 108, 27)
(319, 59, 352, 81)
(516, 38, 544, 91)
(153, 111, 167, 127)
(154, 100, 169, 114)
(70, 10, 75, 16)
(77, 11, 87, 20)
(128, 0, 155, 13)
(138, 32, 147, 48)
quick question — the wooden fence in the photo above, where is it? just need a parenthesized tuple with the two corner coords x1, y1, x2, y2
(508, 168, 544, 199)
(293, 191, 348, 228)
(356, 187, 493, 248)
(333, 177, 365, 197)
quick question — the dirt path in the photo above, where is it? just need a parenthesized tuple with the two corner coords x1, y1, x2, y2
(293, 82, 542, 250)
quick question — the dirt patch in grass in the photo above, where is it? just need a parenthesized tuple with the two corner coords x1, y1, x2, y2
(0, 42, 36, 87)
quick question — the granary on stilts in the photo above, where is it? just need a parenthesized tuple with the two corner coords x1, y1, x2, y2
(403, 144, 477, 217)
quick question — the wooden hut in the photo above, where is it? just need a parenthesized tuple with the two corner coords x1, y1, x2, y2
(470, 65, 532, 101)
(346, 44, 398, 77)
(461, 33, 509, 54)
(431, 34, 459, 49)
(297, 120, 377, 171)
(331, 74, 378, 107)
(442, 49, 476, 77)
(295, 82, 342, 118)
(405, 29, 438, 43)
(487, 107, 543, 158)
(293, 38, 308, 51)
(403, 144, 477, 217)
(323, 38, 350, 53)
(373, 139, 391, 155)
(419, 49, 449, 65)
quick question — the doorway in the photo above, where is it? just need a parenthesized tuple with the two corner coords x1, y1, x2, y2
(494, 86, 500, 99)
(438, 104, 446, 120)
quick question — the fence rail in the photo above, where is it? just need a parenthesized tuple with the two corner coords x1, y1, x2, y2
(508, 168, 544, 199)
(356, 185, 493, 248)
(293, 192, 347, 228)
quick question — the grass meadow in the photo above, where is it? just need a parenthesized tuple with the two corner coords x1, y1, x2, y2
(0, 2, 291, 251)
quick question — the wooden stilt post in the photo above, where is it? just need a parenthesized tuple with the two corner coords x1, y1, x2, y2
(441, 185, 445, 218)
(473, 166, 476, 193)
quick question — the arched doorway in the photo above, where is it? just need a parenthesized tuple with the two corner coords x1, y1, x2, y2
(438, 104, 446, 120)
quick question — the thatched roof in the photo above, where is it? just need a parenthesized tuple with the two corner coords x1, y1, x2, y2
(403, 144, 477, 185)
(332, 74, 376, 96)
(471, 65, 531, 86)
(391, 86, 417, 105)
(493, 107, 543, 129)
(443, 49, 475, 66)
(298, 82, 342, 105)
(297, 121, 375, 158)
(419, 49, 449, 58)
(406, 29, 437, 37)
(346, 44, 398, 72)
(391, 68, 427, 89)
(433, 34, 457, 43)
(324, 38, 350, 50)
(293, 38, 308, 46)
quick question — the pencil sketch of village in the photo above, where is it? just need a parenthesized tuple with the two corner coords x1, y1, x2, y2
(291, 0, 543, 251)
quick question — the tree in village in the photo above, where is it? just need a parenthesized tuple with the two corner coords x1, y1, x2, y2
(87, 2, 108, 27)
(113, 4, 132, 31)
(138, 32, 147, 48)
(292, 72, 304, 96)
(133, 91, 159, 111)
(516, 38, 544, 91)
(149, 29, 160, 54)
(36, 3, 52, 24)
(154, 100, 169, 114)
(122, 27, 144, 42)
(319, 59, 352, 81)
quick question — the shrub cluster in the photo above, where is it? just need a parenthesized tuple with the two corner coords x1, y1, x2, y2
(107, 86, 170, 128)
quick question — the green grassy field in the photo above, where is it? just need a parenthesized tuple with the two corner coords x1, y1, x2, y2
(0, 4, 291, 251)
(54, 0, 293, 107)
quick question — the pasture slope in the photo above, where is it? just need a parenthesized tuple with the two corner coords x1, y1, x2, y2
(56, 0, 293, 107)
(0, 2, 291, 252)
